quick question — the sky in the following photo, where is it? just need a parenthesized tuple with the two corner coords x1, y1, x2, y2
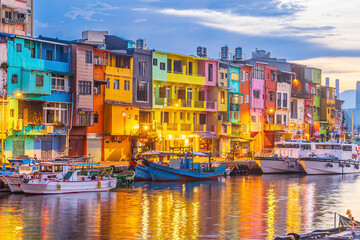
(34, 0, 360, 92)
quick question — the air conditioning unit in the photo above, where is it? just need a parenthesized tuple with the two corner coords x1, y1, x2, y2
(113, 136, 119, 141)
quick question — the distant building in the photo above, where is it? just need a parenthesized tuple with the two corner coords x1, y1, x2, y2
(0, 0, 33, 36)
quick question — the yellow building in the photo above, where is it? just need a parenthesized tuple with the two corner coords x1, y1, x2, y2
(152, 51, 209, 151)
(104, 52, 139, 161)
(320, 86, 337, 132)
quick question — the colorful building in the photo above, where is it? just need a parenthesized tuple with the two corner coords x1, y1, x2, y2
(152, 50, 212, 152)
(1, 34, 71, 160)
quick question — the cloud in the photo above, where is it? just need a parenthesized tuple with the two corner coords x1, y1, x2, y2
(65, 2, 119, 21)
(134, 18, 147, 23)
(294, 57, 360, 91)
(147, 0, 360, 50)
(138, 0, 160, 2)
(34, 19, 49, 28)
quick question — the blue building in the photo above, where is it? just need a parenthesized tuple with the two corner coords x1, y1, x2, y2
(0, 33, 72, 160)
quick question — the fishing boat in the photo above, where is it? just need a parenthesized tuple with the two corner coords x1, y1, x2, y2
(20, 162, 117, 194)
(146, 149, 226, 182)
(299, 142, 360, 175)
(255, 140, 308, 174)
(0, 157, 39, 192)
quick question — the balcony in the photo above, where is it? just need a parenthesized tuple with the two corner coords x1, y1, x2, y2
(16, 18, 26, 24)
(232, 126, 241, 136)
(291, 90, 311, 99)
(206, 124, 216, 132)
(2, 18, 16, 24)
(105, 66, 131, 78)
(154, 97, 165, 106)
(44, 60, 70, 73)
(166, 123, 178, 131)
(264, 124, 285, 131)
(94, 58, 108, 66)
(193, 100, 204, 109)
(181, 124, 192, 131)
(230, 104, 240, 112)
(167, 71, 205, 85)
(181, 100, 192, 108)
(205, 101, 217, 111)
(194, 124, 206, 132)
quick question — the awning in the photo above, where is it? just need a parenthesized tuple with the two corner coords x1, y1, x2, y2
(51, 71, 73, 76)
(250, 132, 259, 138)
(220, 134, 238, 138)
(192, 152, 210, 157)
(94, 78, 107, 83)
(194, 132, 219, 139)
(230, 138, 248, 142)
(79, 108, 94, 112)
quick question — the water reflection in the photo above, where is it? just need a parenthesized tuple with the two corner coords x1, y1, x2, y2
(0, 175, 360, 239)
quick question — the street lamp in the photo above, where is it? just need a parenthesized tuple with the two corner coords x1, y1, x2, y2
(1, 91, 22, 163)
(344, 109, 360, 141)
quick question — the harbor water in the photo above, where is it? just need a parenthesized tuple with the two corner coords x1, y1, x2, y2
(1, 174, 360, 239)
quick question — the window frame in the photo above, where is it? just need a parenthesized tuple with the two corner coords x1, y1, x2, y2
(79, 81, 91, 95)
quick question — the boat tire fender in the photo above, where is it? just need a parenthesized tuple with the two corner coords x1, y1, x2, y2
(326, 163, 333, 168)
(346, 163, 351, 168)
(287, 233, 300, 240)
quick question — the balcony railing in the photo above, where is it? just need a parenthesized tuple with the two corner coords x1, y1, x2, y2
(206, 124, 215, 132)
(181, 100, 192, 108)
(194, 124, 205, 132)
(17, 18, 26, 24)
(154, 97, 165, 106)
(167, 123, 178, 131)
(230, 104, 240, 111)
(206, 101, 216, 110)
(232, 126, 241, 135)
(181, 124, 192, 131)
(193, 100, 204, 108)
(94, 58, 108, 66)
(264, 124, 285, 131)
(2, 18, 16, 24)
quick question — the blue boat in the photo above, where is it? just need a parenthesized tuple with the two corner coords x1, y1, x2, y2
(134, 164, 152, 181)
(146, 150, 226, 182)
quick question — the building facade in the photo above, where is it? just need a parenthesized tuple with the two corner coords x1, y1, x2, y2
(0, 0, 33, 36)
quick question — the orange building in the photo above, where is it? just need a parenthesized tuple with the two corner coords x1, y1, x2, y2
(86, 48, 109, 161)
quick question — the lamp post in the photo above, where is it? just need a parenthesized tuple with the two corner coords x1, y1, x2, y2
(1, 91, 22, 164)
(344, 109, 360, 141)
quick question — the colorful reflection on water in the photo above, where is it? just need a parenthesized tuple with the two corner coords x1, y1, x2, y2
(1, 174, 360, 239)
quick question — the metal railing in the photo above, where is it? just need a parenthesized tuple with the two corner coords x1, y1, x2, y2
(181, 100, 192, 108)
(206, 101, 216, 110)
(206, 124, 215, 132)
(193, 100, 204, 108)
(167, 123, 178, 131)
(194, 124, 205, 132)
(181, 124, 192, 131)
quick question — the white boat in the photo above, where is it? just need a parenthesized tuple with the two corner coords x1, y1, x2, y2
(299, 143, 360, 175)
(20, 163, 117, 194)
(255, 140, 309, 174)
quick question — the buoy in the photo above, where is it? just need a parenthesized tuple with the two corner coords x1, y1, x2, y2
(98, 181, 101, 189)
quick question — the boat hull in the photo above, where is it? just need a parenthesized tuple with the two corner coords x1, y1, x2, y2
(255, 158, 303, 174)
(2, 175, 23, 193)
(148, 162, 226, 182)
(20, 179, 117, 195)
(0, 175, 10, 192)
(134, 164, 152, 181)
(300, 158, 360, 175)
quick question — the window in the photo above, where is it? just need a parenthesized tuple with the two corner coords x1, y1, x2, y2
(139, 61, 146, 76)
(241, 71, 246, 82)
(267, 74, 270, 79)
(5, 10, 12, 20)
(46, 50, 53, 61)
(220, 72, 224, 80)
(106, 78, 110, 89)
(253, 90, 260, 99)
(16, 43, 22, 52)
(79, 111, 91, 126)
(114, 79, 119, 90)
(208, 64, 213, 81)
(94, 82, 101, 94)
(36, 75, 44, 86)
(225, 73, 228, 79)
(283, 115, 287, 125)
(269, 91, 275, 102)
(79, 81, 91, 95)
(137, 81, 148, 102)
(153, 58, 158, 66)
(85, 50, 92, 64)
(253, 65, 264, 79)
(311, 87, 315, 94)
(180, 112, 183, 120)
(283, 93, 288, 108)
(277, 92, 282, 108)
(272, 71, 276, 81)
(11, 74, 18, 84)
(251, 116, 256, 122)
(276, 115, 282, 124)
(220, 91, 225, 104)
(245, 95, 249, 104)
(94, 114, 98, 123)
(31, 48, 35, 58)
(187, 113, 190, 121)
(267, 114, 274, 124)
(10, 109, 14, 118)
(189, 62, 193, 75)
(44, 103, 68, 124)
(240, 95, 244, 104)
(246, 72, 249, 81)
(174, 86, 177, 94)
(307, 107, 312, 114)
(51, 74, 68, 91)
(167, 59, 172, 72)
(173, 60, 182, 73)
(234, 112, 239, 120)
(231, 73, 239, 81)
(160, 62, 165, 70)
(124, 80, 130, 91)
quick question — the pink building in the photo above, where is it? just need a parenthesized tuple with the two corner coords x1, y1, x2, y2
(250, 62, 266, 153)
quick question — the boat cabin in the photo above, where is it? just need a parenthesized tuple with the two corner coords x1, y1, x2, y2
(274, 141, 314, 158)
